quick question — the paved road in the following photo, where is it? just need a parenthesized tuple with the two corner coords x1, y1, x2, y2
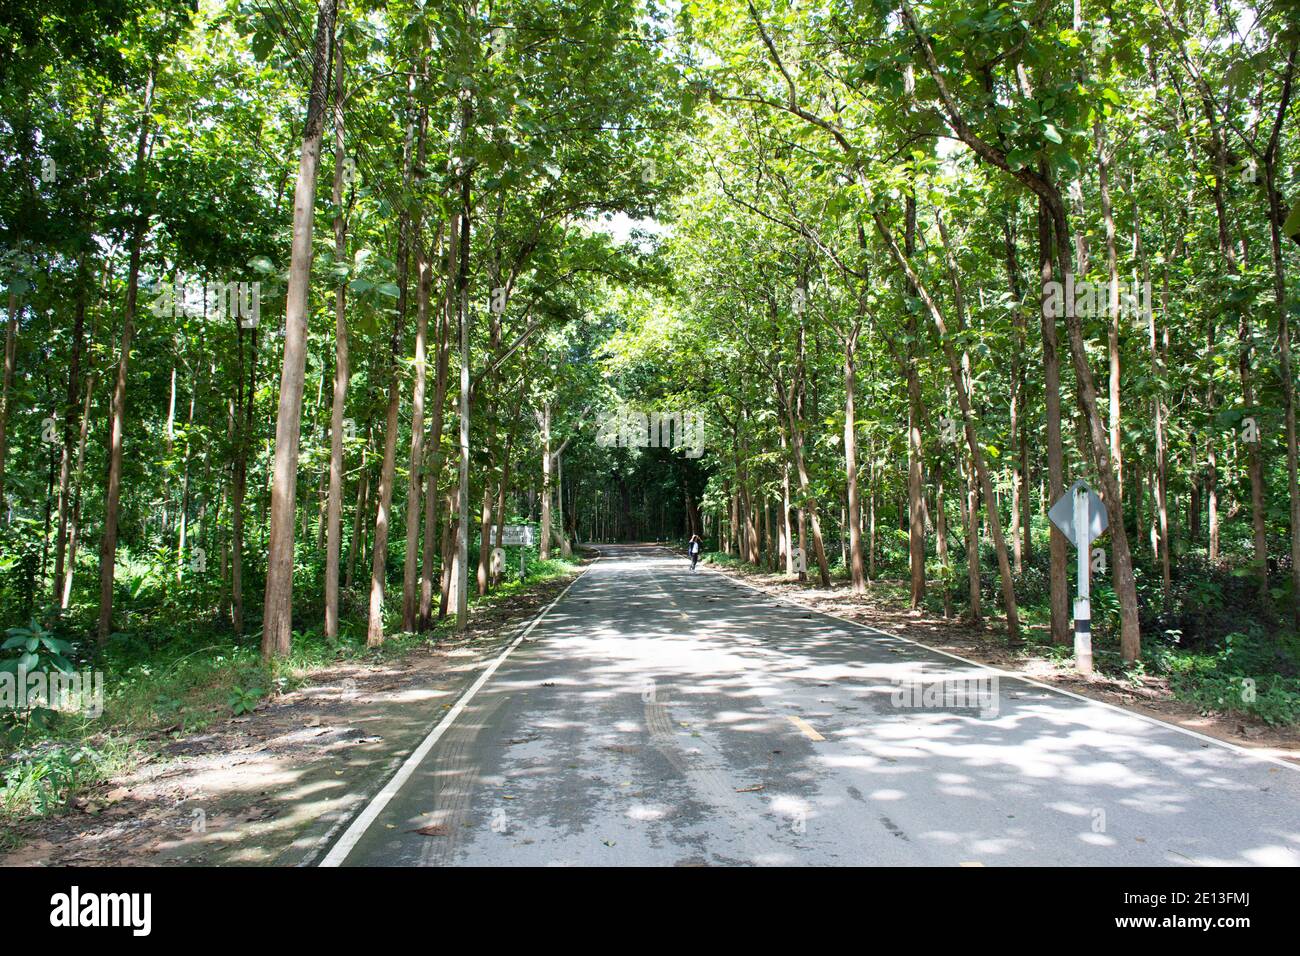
(326, 545, 1300, 866)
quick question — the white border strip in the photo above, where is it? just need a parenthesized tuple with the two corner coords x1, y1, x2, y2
(709, 565, 1300, 774)
(318, 563, 594, 866)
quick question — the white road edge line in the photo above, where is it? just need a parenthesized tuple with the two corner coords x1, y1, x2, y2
(709, 565, 1300, 775)
(318, 560, 596, 866)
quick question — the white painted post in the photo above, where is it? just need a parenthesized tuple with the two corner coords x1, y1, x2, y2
(1073, 484, 1093, 676)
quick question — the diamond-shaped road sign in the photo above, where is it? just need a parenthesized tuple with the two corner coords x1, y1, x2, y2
(1049, 480, 1108, 547)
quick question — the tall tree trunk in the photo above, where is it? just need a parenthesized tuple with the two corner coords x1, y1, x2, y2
(346, 446, 369, 591)
(420, 228, 454, 628)
(476, 482, 493, 595)
(97, 62, 156, 645)
(1039, 197, 1069, 645)
(1049, 200, 1141, 660)
(1002, 216, 1026, 574)
(61, 366, 95, 608)
(174, 353, 200, 581)
(53, 262, 88, 601)
(963, 453, 981, 624)
(366, 373, 403, 645)
(402, 230, 433, 628)
(936, 475, 952, 618)
(261, 0, 338, 658)
(843, 323, 865, 592)
(904, 194, 926, 607)
(0, 288, 18, 506)
(325, 35, 349, 640)
(884, 210, 1018, 635)
(1266, 152, 1300, 626)
(1095, 118, 1124, 502)
(1153, 274, 1172, 598)
(1202, 90, 1267, 592)
(842, 330, 863, 590)
(556, 448, 572, 557)
(454, 189, 472, 629)
(780, 432, 793, 575)
(365, 74, 421, 646)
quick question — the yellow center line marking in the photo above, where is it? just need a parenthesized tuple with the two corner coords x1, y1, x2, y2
(787, 715, 825, 741)
(959, 862, 985, 867)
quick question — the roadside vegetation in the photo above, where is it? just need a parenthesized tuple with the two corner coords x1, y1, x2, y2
(2, 552, 578, 827)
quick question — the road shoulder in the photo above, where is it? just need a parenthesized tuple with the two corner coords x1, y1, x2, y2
(0, 569, 586, 867)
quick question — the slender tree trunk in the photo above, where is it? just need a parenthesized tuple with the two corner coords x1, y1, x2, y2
(1153, 275, 1172, 598)
(1049, 199, 1141, 660)
(884, 210, 1018, 635)
(402, 229, 433, 628)
(936, 475, 952, 618)
(454, 192, 472, 629)
(346, 450, 369, 591)
(1201, 91, 1266, 592)
(53, 264, 88, 601)
(61, 367, 95, 608)
(780, 433, 794, 575)
(1266, 155, 1300, 626)
(97, 63, 156, 645)
(964, 454, 981, 624)
(555, 449, 572, 557)
(365, 78, 421, 646)
(1095, 118, 1124, 501)
(440, 492, 456, 619)
(0, 288, 18, 506)
(1002, 215, 1027, 574)
(325, 35, 349, 640)
(420, 242, 453, 629)
(843, 324, 865, 592)
(904, 195, 926, 607)
(1039, 197, 1069, 645)
(476, 482, 493, 595)
(261, 0, 338, 658)
(174, 357, 199, 581)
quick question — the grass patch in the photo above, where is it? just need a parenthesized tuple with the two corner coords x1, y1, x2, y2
(1, 555, 582, 825)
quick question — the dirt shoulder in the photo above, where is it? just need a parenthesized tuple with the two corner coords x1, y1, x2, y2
(704, 558, 1300, 766)
(1, 568, 585, 867)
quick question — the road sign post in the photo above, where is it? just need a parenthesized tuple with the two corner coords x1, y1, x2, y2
(1049, 480, 1108, 677)
(489, 525, 535, 582)
(1073, 484, 1092, 675)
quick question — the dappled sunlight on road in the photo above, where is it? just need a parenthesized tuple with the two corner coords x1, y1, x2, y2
(334, 545, 1300, 867)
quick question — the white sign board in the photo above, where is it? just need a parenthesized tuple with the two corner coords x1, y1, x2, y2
(490, 525, 534, 547)
(790, 547, 806, 574)
(1048, 480, 1108, 547)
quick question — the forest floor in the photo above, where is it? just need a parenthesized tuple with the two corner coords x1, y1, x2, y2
(701, 556, 1300, 765)
(0, 565, 586, 867)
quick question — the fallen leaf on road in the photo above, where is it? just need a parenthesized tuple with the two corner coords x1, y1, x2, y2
(410, 824, 450, 836)
(735, 784, 764, 793)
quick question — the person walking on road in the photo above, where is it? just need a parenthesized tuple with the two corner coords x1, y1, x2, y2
(688, 534, 703, 571)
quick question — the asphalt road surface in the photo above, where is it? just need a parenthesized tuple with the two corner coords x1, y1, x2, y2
(323, 545, 1300, 866)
